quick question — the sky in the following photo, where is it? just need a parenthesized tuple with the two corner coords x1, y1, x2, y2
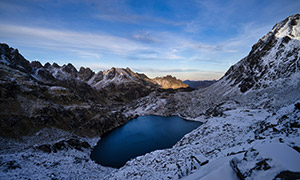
(0, 0, 299, 80)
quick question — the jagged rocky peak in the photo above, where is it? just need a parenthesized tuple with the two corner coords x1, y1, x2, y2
(52, 62, 60, 68)
(0, 43, 33, 74)
(224, 14, 300, 93)
(153, 75, 189, 89)
(30, 61, 43, 69)
(42, 62, 81, 80)
(271, 14, 300, 39)
(62, 63, 78, 78)
(78, 67, 95, 81)
(102, 67, 147, 81)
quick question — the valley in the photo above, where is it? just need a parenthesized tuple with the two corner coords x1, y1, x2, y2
(0, 14, 300, 180)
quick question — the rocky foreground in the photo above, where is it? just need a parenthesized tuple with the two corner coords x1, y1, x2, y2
(0, 14, 300, 179)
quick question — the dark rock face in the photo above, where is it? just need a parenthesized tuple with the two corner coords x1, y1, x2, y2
(37, 68, 56, 81)
(78, 67, 95, 81)
(205, 106, 224, 117)
(0, 43, 32, 74)
(36, 144, 52, 153)
(2, 161, 21, 171)
(44, 62, 51, 69)
(36, 138, 91, 153)
(274, 171, 300, 180)
(223, 14, 300, 92)
(62, 63, 78, 78)
(30, 61, 43, 69)
(52, 62, 60, 68)
(93, 71, 104, 82)
(295, 103, 300, 110)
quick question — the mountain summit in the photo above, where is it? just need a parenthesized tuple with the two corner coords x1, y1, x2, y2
(153, 75, 189, 89)
(224, 14, 300, 92)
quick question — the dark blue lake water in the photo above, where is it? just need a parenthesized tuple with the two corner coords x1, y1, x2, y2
(90, 115, 202, 168)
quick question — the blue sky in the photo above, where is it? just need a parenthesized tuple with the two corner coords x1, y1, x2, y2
(0, 0, 299, 80)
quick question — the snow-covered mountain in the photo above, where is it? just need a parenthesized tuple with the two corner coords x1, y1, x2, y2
(224, 13, 300, 93)
(0, 14, 300, 180)
(0, 44, 159, 138)
(43, 62, 155, 90)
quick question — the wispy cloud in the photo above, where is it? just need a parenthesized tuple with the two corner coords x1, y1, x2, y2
(69, 49, 102, 59)
(133, 67, 225, 80)
(133, 32, 161, 43)
(133, 68, 199, 73)
(92, 0, 184, 26)
(220, 23, 272, 53)
(0, 24, 147, 56)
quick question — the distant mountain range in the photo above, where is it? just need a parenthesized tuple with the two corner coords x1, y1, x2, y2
(0, 43, 191, 137)
(183, 80, 217, 89)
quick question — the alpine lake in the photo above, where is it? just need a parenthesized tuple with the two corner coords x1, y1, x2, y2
(91, 115, 202, 168)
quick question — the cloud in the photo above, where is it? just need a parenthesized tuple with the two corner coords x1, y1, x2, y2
(133, 67, 225, 80)
(132, 68, 199, 73)
(0, 24, 147, 56)
(95, 13, 184, 26)
(126, 51, 182, 61)
(220, 23, 272, 53)
(95, 14, 141, 24)
(133, 32, 161, 43)
(184, 20, 205, 33)
(69, 49, 102, 59)
(92, 0, 184, 26)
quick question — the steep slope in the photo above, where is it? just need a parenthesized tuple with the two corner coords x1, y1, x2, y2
(152, 75, 189, 89)
(224, 13, 300, 93)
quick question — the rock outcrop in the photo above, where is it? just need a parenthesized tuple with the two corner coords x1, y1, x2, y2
(152, 75, 189, 89)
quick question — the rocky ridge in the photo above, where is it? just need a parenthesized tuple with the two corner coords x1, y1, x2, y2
(0, 44, 156, 138)
(152, 75, 189, 89)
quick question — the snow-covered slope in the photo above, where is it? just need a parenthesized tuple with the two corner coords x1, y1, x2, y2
(223, 14, 300, 93)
